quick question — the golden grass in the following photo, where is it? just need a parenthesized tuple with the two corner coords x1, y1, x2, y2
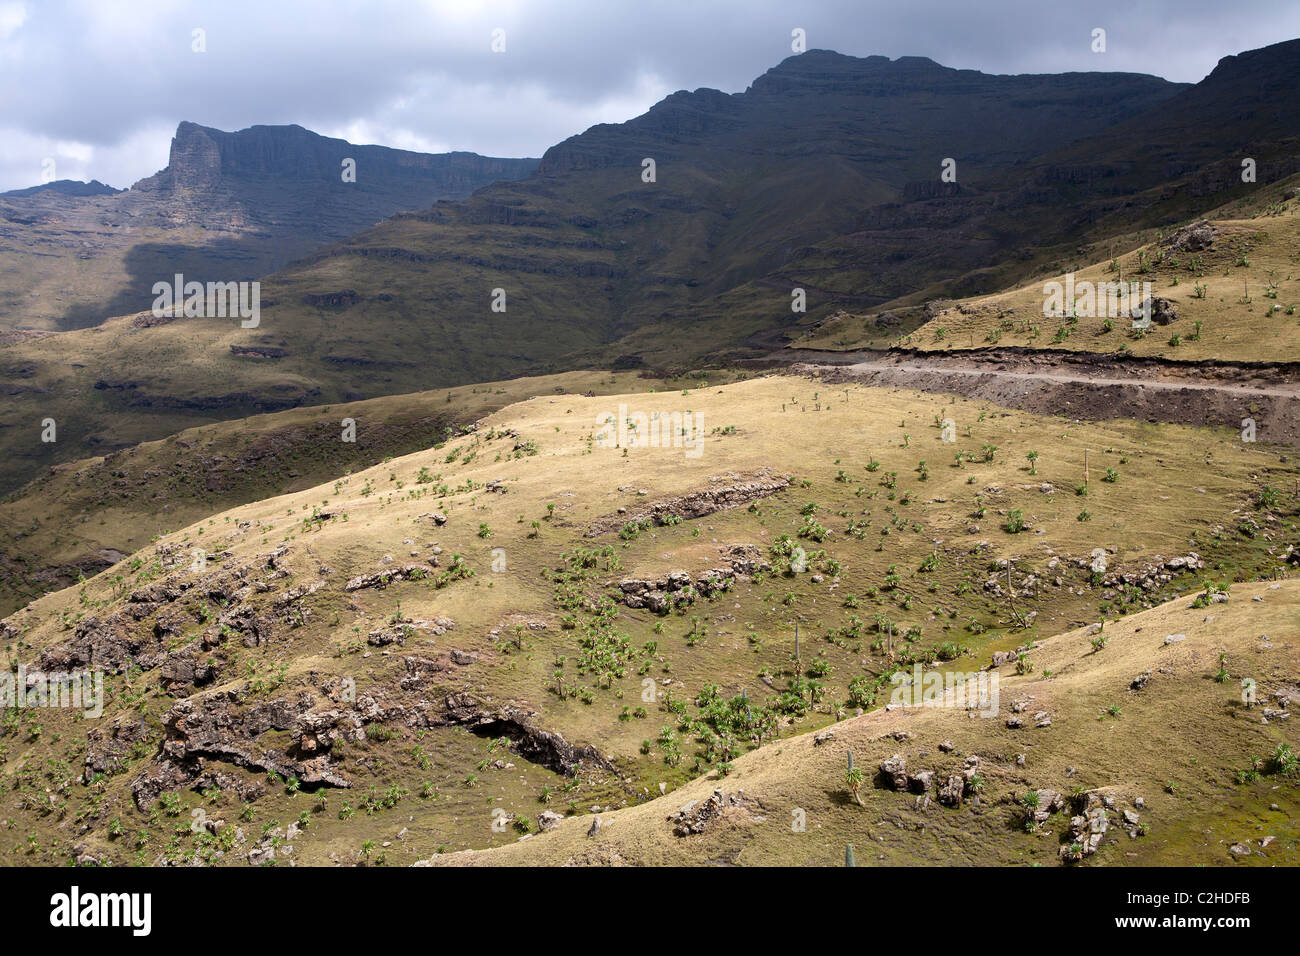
(801, 202, 1300, 363)
(2, 374, 1295, 865)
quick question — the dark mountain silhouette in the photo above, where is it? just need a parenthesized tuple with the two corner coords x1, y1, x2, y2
(237, 50, 1190, 379)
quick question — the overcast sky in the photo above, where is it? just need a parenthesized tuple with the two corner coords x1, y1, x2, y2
(1, 0, 1297, 192)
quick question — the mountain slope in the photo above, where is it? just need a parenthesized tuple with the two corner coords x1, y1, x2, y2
(0, 51, 1191, 493)
(0, 180, 121, 198)
(0, 122, 539, 331)
(3, 42, 1299, 497)
(0, 368, 704, 615)
(428, 579, 1300, 867)
(799, 179, 1300, 362)
(1, 372, 1295, 866)
(251, 50, 1187, 361)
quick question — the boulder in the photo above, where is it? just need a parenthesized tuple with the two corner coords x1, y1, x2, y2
(880, 754, 908, 791)
(1138, 296, 1177, 325)
(938, 774, 964, 807)
(1160, 219, 1216, 253)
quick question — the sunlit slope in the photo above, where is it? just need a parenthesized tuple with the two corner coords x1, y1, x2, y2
(2, 374, 1295, 866)
(430, 580, 1300, 866)
(801, 189, 1300, 363)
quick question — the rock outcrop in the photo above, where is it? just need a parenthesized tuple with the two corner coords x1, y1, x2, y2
(442, 693, 613, 776)
(586, 473, 790, 537)
(613, 545, 772, 613)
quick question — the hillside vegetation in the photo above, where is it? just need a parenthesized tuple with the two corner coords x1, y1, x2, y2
(431, 579, 1300, 866)
(2, 374, 1295, 866)
(801, 181, 1300, 362)
(0, 369, 715, 614)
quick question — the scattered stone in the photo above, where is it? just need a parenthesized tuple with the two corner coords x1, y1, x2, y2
(614, 549, 771, 613)
(345, 563, 437, 591)
(587, 473, 790, 538)
(1061, 806, 1109, 860)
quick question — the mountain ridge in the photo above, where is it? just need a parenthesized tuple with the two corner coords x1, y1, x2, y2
(0, 179, 122, 198)
(1, 41, 1297, 497)
(0, 122, 540, 331)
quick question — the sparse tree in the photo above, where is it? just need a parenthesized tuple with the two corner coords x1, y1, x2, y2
(845, 750, 864, 806)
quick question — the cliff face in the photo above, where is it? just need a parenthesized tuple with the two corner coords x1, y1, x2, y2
(0, 123, 539, 330)
(136, 121, 537, 197)
(118, 121, 540, 239)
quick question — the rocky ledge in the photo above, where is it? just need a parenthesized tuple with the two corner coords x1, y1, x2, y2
(586, 471, 789, 537)
(612, 545, 771, 614)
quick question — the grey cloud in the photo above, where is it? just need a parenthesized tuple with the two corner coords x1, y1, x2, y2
(1, 0, 1296, 190)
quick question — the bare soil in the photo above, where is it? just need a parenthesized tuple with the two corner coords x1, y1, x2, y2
(777, 347, 1300, 448)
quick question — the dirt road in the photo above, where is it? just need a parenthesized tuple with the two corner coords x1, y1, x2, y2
(776, 347, 1300, 448)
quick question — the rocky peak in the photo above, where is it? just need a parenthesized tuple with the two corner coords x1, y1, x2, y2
(161, 121, 224, 189)
(134, 121, 540, 195)
(747, 49, 953, 95)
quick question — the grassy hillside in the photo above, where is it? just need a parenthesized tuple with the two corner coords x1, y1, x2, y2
(0, 369, 721, 615)
(800, 182, 1300, 362)
(2, 374, 1294, 866)
(430, 579, 1300, 866)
